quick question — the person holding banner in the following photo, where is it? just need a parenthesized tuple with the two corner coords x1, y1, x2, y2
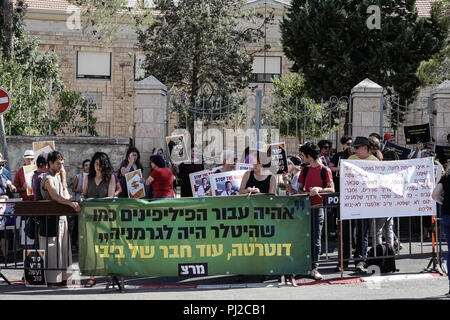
(239, 151, 276, 195)
(297, 142, 334, 280)
(145, 154, 175, 199)
(118, 146, 144, 198)
(348, 136, 379, 272)
(82, 152, 116, 287)
(432, 167, 450, 296)
(40, 151, 80, 286)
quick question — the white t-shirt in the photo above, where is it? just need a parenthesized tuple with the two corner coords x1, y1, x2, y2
(291, 171, 301, 192)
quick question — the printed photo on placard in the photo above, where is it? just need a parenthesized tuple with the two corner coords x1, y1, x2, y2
(24, 164, 37, 196)
(210, 170, 246, 196)
(189, 168, 219, 197)
(32, 141, 55, 159)
(236, 163, 253, 171)
(166, 135, 189, 164)
(403, 123, 431, 145)
(125, 169, 145, 199)
(264, 142, 288, 174)
(23, 250, 47, 287)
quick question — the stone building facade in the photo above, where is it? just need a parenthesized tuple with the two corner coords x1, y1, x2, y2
(17, 0, 293, 142)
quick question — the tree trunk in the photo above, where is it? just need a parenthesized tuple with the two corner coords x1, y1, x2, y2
(2, 0, 14, 61)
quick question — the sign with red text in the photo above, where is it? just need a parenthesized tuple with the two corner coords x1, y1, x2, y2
(340, 157, 435, 220)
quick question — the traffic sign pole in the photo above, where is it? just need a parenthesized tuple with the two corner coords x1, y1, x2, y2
(0, 114, 9, 171)
(0, 88, 12, 170)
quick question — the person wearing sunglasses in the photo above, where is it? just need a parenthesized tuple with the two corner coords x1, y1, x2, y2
(318, 140, 332, 166)
(347, 136, 379, 272)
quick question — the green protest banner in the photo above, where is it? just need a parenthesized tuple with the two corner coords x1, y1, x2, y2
(78, 194, 311, 277)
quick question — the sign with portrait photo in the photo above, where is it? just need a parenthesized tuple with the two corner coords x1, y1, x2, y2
(210, 170, 246, 196)
(166, 135, 189, 164)
(189, 168, 219, 197)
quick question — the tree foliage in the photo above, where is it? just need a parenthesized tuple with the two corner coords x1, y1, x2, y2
(280, 0, 447, 102)
(416, 0, 450, 87)
(137, 0, 271, 102)
(0, 1, 97, 136)
(67, 0, 153, 44)
(270, 73, 341, 141)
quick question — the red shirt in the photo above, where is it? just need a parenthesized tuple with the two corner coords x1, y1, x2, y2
(13, 167, 34, 201)
(150, 167, 175, 198)
(298, 164, 333, 206)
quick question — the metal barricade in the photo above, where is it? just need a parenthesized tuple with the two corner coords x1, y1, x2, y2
(310, 193, 444, 275)
(0, 200, 77, 285)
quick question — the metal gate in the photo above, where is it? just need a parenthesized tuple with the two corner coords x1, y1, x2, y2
(166, 89, 351, 159)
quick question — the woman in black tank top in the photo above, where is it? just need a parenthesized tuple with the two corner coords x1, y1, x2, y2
(239, 152, 276, 194)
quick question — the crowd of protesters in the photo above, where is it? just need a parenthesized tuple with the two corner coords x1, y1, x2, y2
(0, 132, 448, 294)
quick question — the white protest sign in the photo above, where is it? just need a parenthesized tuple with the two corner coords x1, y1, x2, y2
(24, 164, 37, 196)
(189, 167, 222, 197)
(210, 170, 246, 196)
(32, 141, 55, 159)
(125, 169, 145, 199)
(340, 157, 435, 220)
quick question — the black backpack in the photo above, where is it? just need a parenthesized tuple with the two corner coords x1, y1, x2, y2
(367, 244, 398, 273)
(301, 165, 328, 188)
(24, 217, 40, 240)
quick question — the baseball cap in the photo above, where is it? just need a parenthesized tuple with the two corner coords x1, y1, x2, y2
(23, 150, 35, 159)
(383, 133, 394, 141)
(352, 136, 371, 147)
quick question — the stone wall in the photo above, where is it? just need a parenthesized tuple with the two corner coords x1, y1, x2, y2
(4, 136, 130, 198)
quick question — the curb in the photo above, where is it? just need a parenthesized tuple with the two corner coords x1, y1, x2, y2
(2, 272, 446, 290)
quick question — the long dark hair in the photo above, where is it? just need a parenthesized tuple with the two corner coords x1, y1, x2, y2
(89, 152, 113, 182)
(124, 146, 143, 169)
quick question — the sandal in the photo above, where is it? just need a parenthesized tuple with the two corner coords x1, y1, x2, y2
(84, 279, 96, 288)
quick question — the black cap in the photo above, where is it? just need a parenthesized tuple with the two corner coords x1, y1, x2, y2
(352, 136, 370, 147)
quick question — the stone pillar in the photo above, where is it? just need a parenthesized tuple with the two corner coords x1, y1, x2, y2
(431, 80, 450, 145)
(351, 78, 384, 138)
(134, 76, 167, 177)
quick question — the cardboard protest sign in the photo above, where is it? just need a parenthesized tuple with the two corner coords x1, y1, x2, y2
(125, 169, 145, 199)
(210, 170, 246, 196)
(236, 163, 253, 171)
(32, 141, 55, 159)
(189, 168, 220, 197)
(435, 145, 450, 166)
(23, 250, 47, 287)
(166, 135, 189, 164)
(264, 142, 288, 174)
(24, 164, 37, 196)
(340, 158, 435, 220)
(403, 123, 431, 145)
(383, 141, 412, 160)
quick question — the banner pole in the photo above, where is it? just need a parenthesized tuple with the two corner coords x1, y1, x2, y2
(340, 218, 343, 279)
